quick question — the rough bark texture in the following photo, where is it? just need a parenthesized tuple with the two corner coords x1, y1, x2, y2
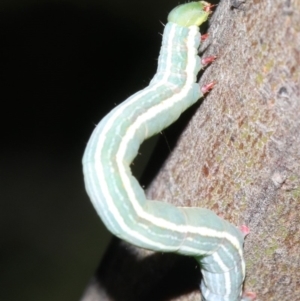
(81, 0, 300, 300)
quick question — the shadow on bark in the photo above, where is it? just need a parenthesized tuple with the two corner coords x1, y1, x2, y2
(81, 238, 201, 301)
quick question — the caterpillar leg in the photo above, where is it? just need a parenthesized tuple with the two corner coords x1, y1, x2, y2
(239, 225, 250, 236)
(201, 82, 216, 94)
(201, 33, 209, 41)
(202, 55, 217, 66)
(242, 292, 256, 301)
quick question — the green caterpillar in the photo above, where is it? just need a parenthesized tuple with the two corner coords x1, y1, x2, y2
(83, 2, 255, 300)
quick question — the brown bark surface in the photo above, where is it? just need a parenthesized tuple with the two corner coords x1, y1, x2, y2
(81, 0, 300, 300)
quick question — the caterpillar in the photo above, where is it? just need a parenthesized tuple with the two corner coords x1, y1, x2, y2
(82, 2, 254, 300)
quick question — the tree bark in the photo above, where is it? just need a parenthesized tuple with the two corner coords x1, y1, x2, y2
(81, 0, 300, 300)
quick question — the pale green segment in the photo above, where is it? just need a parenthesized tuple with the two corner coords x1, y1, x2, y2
(83, 2, 247, 301)
(83, 21, 203, 249)
(151, 24, 200, 86)
(168, 1, 210, 27)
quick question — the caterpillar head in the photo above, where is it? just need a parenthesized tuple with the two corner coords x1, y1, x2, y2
(167, 1, 211, 27)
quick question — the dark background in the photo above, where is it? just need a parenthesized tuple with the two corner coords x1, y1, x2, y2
(0, 1, 217, 300)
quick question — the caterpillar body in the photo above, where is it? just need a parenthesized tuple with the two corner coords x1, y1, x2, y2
(83, 2, 253, 300)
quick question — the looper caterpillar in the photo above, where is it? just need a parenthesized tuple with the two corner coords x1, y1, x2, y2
(82, 2, 255, 300)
